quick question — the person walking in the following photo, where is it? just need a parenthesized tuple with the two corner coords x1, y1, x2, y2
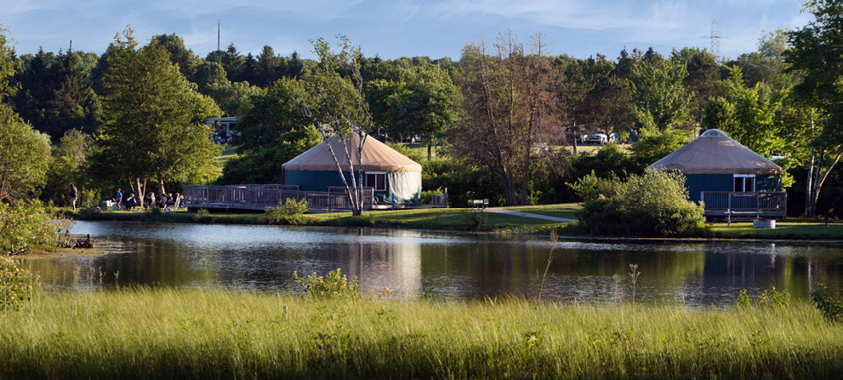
(69, 184, 78, 211)
(116, 188, 123, 209)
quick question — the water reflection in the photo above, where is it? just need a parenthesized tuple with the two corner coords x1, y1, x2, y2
(17, 221, 843, 305)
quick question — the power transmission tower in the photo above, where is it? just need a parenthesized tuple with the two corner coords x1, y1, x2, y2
(701, 19, 723, 63)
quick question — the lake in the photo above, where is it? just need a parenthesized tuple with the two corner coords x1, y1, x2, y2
(21, 221, 843, 305)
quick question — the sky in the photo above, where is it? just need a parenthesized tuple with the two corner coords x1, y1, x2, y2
(4, 0, 813, 61)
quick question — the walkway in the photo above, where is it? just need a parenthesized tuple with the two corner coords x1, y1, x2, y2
(485, 208, 576, 223)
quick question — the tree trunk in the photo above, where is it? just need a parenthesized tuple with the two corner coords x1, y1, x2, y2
(805, 147, 815, 217)
(521, 143, 530, 206)
(809, 150, 843, 217)
(157, 172, 166, 205)
(427, 144, 432, 161)
(501, 165, 518, 206)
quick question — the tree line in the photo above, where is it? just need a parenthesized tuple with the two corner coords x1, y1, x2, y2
(4, 0, 843, 217)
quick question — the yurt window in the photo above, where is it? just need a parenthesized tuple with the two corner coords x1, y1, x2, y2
(365, 172, 387, 191)
(733, 174, 756, 192)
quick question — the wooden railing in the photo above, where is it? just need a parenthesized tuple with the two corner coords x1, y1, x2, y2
(700, 191, 787, 219)
(183, 185, 375, 212)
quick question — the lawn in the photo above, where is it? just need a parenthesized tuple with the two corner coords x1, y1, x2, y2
(214, 143, 239, 163)
(72, 207, 569, 233)
(709, 221, 843, 239)
(503, 203, 581, 220)
(2, 287, 842, 379)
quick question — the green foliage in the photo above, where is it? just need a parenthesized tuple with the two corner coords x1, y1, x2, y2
(41, 129, 92, 206)
(235, 77, 314, 152)
(628, 59, 694, 132)
(460, 209, 489, 231)
(265, 198, 309, 225)
(13, 48, 101, 141)
(0, 109, 52, 195)
(736, 288, 792, 309)
(630, 126, 689, 165)
(703, 67, 783, 159)
(811, 283, 843, 322)
(420, 187, 445, 205)
(0, 257, 37, 310)
(568, 169, 706, 237)
(95, 27, 223, 195)
(384, 141, 424, 163)
(0, 202, 72, 254)
(218, 125, 321, 185)
(382, 64, 461, 155)
(293, 268, 360, 300)
(194, 208, 210, 222)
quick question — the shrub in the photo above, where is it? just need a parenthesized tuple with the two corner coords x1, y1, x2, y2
(811, 283, 843, 322)
(461, 209, 489, 231)
(265, 198, 309, 225)
(194, 208, 211, 222)
(421, 187, 445, 205)
(0, 202, 70, 254)
(568, 168, 706, 237)
(0, 257, 37, 310)
(293, 268, 360, 300)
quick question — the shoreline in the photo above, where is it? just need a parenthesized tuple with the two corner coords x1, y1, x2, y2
(63, 209, 843, 244)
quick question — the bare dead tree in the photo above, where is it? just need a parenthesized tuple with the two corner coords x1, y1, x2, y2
(454, 31, 563, 206)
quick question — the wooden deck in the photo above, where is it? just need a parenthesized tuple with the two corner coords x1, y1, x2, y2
(701, 191, 787, 221)
(183, 185, 377, 212)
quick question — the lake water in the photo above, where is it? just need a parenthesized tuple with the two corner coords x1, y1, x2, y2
(20, 221, 843, 305)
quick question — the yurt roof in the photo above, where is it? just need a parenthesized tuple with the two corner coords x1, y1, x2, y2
(282, 134, 422, 172)
(647, 129, 782, 175)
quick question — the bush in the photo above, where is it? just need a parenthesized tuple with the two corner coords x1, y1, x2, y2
(265, 198, 309, 225)
(811, 283, 843, 322)
(421, 187, 445, 205)
(461, 209, 489, 231)
(0, 202, 71, 254)
(292, 268, 360, 300)
(194, 208, 211, 222)
(0, 257, 37, 310)
(568, 169, 706, 237)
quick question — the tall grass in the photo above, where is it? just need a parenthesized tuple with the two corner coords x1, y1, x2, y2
(1, 288, 842, 379)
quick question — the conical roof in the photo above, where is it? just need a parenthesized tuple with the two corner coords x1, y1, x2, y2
(647, 129, 782, 175)
(282, 134, 422, 172)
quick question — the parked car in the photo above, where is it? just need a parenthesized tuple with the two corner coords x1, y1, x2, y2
(585, 133, 616, 145)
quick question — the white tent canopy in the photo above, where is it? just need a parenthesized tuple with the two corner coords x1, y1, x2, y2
(282, 134, 422, 173)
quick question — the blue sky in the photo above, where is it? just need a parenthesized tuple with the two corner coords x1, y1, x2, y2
(5, 0, 812, 61)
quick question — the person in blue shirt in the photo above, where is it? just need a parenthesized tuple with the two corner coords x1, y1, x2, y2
(116, 188, 123, 209)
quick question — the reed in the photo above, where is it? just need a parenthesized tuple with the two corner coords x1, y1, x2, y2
(1, 287, 842, 379)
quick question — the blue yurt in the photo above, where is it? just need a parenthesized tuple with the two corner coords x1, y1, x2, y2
(282, 134, 422, 204)
(648, 129, 783, 202)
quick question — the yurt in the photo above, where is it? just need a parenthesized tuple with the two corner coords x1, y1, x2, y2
(282, 134, 422, 204)
(647, 129, 783, 202)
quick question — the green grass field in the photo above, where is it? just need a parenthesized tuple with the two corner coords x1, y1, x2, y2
(215, 144, 239, 163)
(503, 203, 581, 220)
(2, 287, 842, 379)
(73, 207, 569, 234)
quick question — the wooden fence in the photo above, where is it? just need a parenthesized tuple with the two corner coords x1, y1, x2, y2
(183, 185, 376, 212)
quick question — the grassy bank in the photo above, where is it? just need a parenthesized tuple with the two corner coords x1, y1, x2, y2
(2, 288, 841, 379)
(70, 207, 571, 234)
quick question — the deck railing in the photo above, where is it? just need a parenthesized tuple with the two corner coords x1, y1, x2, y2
(700, 191, 787, 218)
(183, 185, 375, 212)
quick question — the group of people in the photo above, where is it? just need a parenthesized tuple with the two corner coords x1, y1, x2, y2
(114, 188, 182, 211)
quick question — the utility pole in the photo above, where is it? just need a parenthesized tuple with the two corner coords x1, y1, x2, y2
(217, 20, 220, 51)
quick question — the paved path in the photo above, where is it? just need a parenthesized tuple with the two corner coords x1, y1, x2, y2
(485, 208, 576, 223)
